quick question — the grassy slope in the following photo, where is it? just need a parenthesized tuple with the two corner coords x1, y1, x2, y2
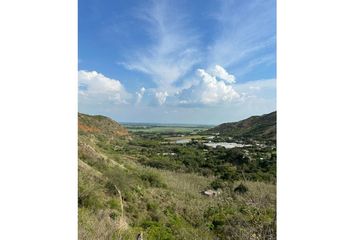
(79, 113, 129, 137)
(204, 111, 276, 141)
(78, 113, 276, 240)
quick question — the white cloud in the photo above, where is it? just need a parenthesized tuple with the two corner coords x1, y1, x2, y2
(196, 69, 240, 104)
(235, 54, 275, 77)
(235, 78, 276, 102)
(121, 0, 200, 93)
(207, 1, 276, 70)
(212, 65, 236, 83)
(132, 87, 170, 106)
(119, 0, 275, 107)
(78, 70, 130, 105)
(236, 78, 276, 92)
(178, 67, 240, 105)
(155, 91, 168, 105)
(135, 87, 146, 104)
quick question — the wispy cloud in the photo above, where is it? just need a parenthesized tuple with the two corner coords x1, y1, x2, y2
(122, 0, 201, 93)
(207, 0, 276, 70)
(135, 87, 146, 105)
(235, 54, 276, 77)
(155, 90, 169, 105)
(235, 78, 276, 101)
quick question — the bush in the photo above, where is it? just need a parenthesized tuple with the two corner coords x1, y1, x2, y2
(78, 188, 105, 210)
(104, 166, 139, 195)
(210, 179, 225, 190)
(78, 173, 105, 210)
(107, 198, 120, 210)
(220, 166, 238, 181)
(105, 181, 118, 195)
(140, 172, 166, 188)
(144, 158, 181, 171)
(109, 211, 118, 220)
(141, 221, 175, 240)
(234, 183, 248, 194)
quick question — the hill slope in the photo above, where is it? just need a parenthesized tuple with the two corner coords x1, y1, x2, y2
(205, 111, 276, 140)
(78, 113, 129, 137)
(78, 112, 276, 239)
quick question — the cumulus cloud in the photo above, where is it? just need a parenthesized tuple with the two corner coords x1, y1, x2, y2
(78, 70, 130, 105)
(178, 67, 240, 105)
(212, 65, 236, 83)
(196, 69, 240, 104)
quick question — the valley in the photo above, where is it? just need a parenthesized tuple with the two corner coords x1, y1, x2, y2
(78, 112, 276, 240)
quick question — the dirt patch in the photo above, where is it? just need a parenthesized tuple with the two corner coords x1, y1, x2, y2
(79, 123, 101, 133)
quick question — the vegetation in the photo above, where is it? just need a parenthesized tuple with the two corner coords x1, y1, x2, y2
(204, 111, 276, 142)
(78, 113, 276, 239)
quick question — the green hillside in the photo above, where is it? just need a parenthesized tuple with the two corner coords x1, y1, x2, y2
(78, 113, 276, 239)
(79, 113, 129, 138)
(204, 111, 276, 141)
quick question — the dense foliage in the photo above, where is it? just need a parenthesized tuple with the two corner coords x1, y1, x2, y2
(127, 136, 276, 184)
(204, 111, 276, 141)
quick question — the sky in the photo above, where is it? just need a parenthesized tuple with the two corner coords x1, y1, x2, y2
(78, 0, 276, 125)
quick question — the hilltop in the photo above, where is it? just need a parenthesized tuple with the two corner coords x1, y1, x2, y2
(204, 111, 276, 141)
(78, 113, 129, 138)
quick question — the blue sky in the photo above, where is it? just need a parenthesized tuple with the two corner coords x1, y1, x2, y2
(78, 0, 276, 124)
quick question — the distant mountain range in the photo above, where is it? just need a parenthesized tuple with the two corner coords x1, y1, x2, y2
(204, 111, 276, 141)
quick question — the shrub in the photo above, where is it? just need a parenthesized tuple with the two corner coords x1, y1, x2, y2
(78, 173, 105, 210)
(78, 189, 104, 210)
(109, 211, 118, 220)
(210, 179, 225, 190)
(105, 181, 118, 195)
(141, 221, 175, 240)
(234, 183, 248, 194)
(107, 198, 120, 210)
(220, 166, 238, 181)
(104, 166, 139, 195)
(146, 202, 158, 211)
(140, 172, 166, 188)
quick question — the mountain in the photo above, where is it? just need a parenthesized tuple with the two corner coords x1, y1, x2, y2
(204, 111, 276, 140)
(78, 113, 129, 138)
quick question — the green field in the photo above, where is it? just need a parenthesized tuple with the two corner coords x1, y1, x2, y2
(122, 123, 212, 134)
